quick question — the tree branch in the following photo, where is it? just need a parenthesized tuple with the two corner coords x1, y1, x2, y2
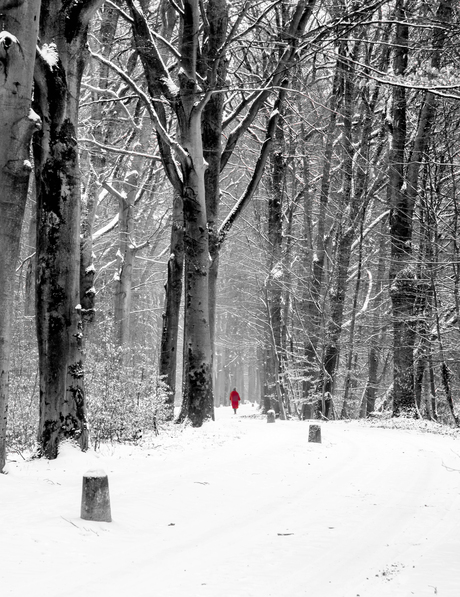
(125, 0, 177, 101)
(104, 0, 133, 24)
(91, 50, 185, 192)
(218, 102, 281, 247)
(220, 0, 317, 171)
(79, 137, 162, 161)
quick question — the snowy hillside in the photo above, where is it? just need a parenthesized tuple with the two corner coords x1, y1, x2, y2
(1, 405, 459, 596)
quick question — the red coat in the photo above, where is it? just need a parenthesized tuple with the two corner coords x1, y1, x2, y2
(230, 390, 241, 409)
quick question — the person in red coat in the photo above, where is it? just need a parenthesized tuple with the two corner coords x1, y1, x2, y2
(229, 388, 241, 414)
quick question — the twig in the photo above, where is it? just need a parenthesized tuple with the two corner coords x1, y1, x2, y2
(61, 516, 79, 528)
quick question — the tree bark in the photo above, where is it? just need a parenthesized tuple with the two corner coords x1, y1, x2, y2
(24, 185, 37, 317)
(159, 190, 184, 419)
(181, 131, 214, 424)
(114, 171, 138, 348)
(362, 219, 387, 417)
(0, 0, 41, 472)
(178, 0, 214, 426)
(80, 175, 97, 331)
(388, 1, 413, 417)
(202, 0, 228, 353)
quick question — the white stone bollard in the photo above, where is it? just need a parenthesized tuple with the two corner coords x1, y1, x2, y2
(267, 409, 276, 423)
(308, 424, 321, 443)
(81, 469, 112, 522)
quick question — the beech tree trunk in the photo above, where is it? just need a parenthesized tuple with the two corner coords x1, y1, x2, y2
(0, 0, 41, 472)
(33, 0, 103, 458)
(266, 93, 287, 419)
(24, 186, 37, 317)
(80, 175, 97, 331)
(388, 1, 413, 417)
(181, 124, 214, 424)
(114, 171, 138, 348)
(202, 0, 228, 353)
(320, 38, 358, 419)
(159, 190, 184, 418)
(362, 220, 387, 417)
(178, 0, 214, 425)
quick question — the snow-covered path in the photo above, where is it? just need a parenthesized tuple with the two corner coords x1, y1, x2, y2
(1, 406, 460, 596)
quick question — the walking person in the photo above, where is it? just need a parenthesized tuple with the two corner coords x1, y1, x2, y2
(229, 387, 241, 414)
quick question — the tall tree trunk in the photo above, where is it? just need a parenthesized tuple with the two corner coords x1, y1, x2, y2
(341, 216, 365, 419)
(33, 0, 103, 458)
(320, 37, 358, 418)
(432, 277, 459, 426)
(114, 171, 138, 348)
(202, 0, 228, 354)
(388, 1, 414, 417)
(414, 179, 433, 417)
(178, 0, 214, 426)
(159, 190, 184, 419)
(362, 219, 387, 417)
(80, 174, 97, 332)
(266, 96, 287, 418)
(24, 187, 37, 317)
(299, 131, 314, 418)
(0, 0, 41, 472)
(181, 144, 213, 425)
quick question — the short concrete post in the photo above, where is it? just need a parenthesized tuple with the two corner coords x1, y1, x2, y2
(267, 409, 276, 423)
(308, 424, 321, 443)
(81, 469, 112, 522)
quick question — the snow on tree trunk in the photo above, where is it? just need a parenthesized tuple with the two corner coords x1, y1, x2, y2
(0, 1, 41, 472)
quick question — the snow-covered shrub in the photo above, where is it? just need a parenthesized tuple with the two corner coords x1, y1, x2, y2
(7, 316, 39, 456)
(85, 338, 169, 450)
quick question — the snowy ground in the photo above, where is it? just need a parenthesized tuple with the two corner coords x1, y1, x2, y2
(1, 404, 460, 597)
